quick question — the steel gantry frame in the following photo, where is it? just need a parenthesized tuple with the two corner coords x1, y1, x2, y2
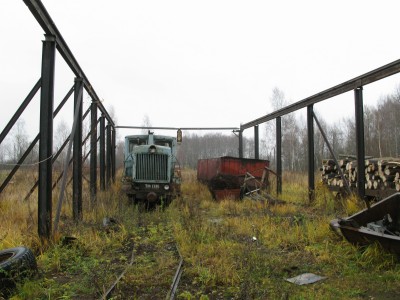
(239, 58, 400, 200)
(0, 0, 116, 240)
(3, 0, 400, 240)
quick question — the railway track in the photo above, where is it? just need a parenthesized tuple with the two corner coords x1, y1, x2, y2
(99, 217, 184, 300)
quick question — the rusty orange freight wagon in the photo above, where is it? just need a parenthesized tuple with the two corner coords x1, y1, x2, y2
(197, 156, 270, 200)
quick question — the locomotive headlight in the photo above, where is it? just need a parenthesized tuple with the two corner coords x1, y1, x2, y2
(149, 145, 156, 154)
(164, 185, 170, 190)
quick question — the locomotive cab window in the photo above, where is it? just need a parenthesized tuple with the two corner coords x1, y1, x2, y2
(154, 140, 172, 148)
(129, 138, 147, 152)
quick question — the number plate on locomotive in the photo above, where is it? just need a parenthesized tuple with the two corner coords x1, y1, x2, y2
(145, 184, 159, 189)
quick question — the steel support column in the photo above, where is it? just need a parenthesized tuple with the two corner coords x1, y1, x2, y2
(254, 125, 259, 159)
(106, 123, 112, 187)
(307, 105, 315, 202)
(238, 130, 243, 158)
(73, 78, 83, 221)
(112, 126, 116, 183)
(100, 115, 106, 190)
(355, 87, 365, 200)
(276, 117, 282, 195)
(38, 34, 56, 239)
(90, 102, 97, 203)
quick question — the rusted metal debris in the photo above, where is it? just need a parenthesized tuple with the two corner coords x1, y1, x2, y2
(197, 156, 269, 200)
(239, 171, 285, 205)
(209, 174, 241, 190)
(330, 193, 400, 256)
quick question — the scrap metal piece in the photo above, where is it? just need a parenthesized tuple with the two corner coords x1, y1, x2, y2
(286, 273, 327, 285)
(331, 193, 400, 255)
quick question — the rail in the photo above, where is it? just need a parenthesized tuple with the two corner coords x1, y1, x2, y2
(99, 243, 184, 299)
(100, 248, 135, 300)
(167, 247, 184, 300)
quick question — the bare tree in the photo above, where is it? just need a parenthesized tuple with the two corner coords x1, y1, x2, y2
(265, 87, 304, 171)
(0, 139, 10, 166)
(264, 87, 288, 166)
(141, 114, 152, 134)
(107, 105, 117, 124)
(54, 120, 70, 170)
(115, 139, 125, 170)
(9, 119, 28, 163)
(107, 104, 119, 142)
(270, 87, 286, 111)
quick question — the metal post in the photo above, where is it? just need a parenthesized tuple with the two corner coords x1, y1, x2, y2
(239, 129, 243, 158)
(38, 34, 56, 240)
(307, 105, 315, 202)
(106, 123, 112, 187)
(254, 125, 259, 159)
(355, 87, 365, 200)
(73, 78, 83, 221)
(276, 117, 282, 195)
(112, 126, 116, 183)
(100, 115, 106, 190)
(90, 102, 97, 203)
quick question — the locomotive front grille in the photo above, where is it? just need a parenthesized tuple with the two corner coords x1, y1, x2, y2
(135, 153, 169, 181)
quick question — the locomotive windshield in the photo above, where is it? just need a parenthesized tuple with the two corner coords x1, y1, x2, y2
(128, 136, 173, 153)
(154, 140, 172, 148)
(128, 137, 147, 152)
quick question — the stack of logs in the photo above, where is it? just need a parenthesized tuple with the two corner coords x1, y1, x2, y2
(321, 157, 400, 191)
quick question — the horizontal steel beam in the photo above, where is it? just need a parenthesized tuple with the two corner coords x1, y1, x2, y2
(115, 126, 239, 131)
(241, 58, 400, 130)
(23, 0, 114, 126)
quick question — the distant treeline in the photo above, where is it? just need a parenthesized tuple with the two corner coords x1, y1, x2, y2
(176, 132, 241, 168)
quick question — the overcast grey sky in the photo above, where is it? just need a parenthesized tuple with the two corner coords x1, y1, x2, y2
(1, 0, 400, 140)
